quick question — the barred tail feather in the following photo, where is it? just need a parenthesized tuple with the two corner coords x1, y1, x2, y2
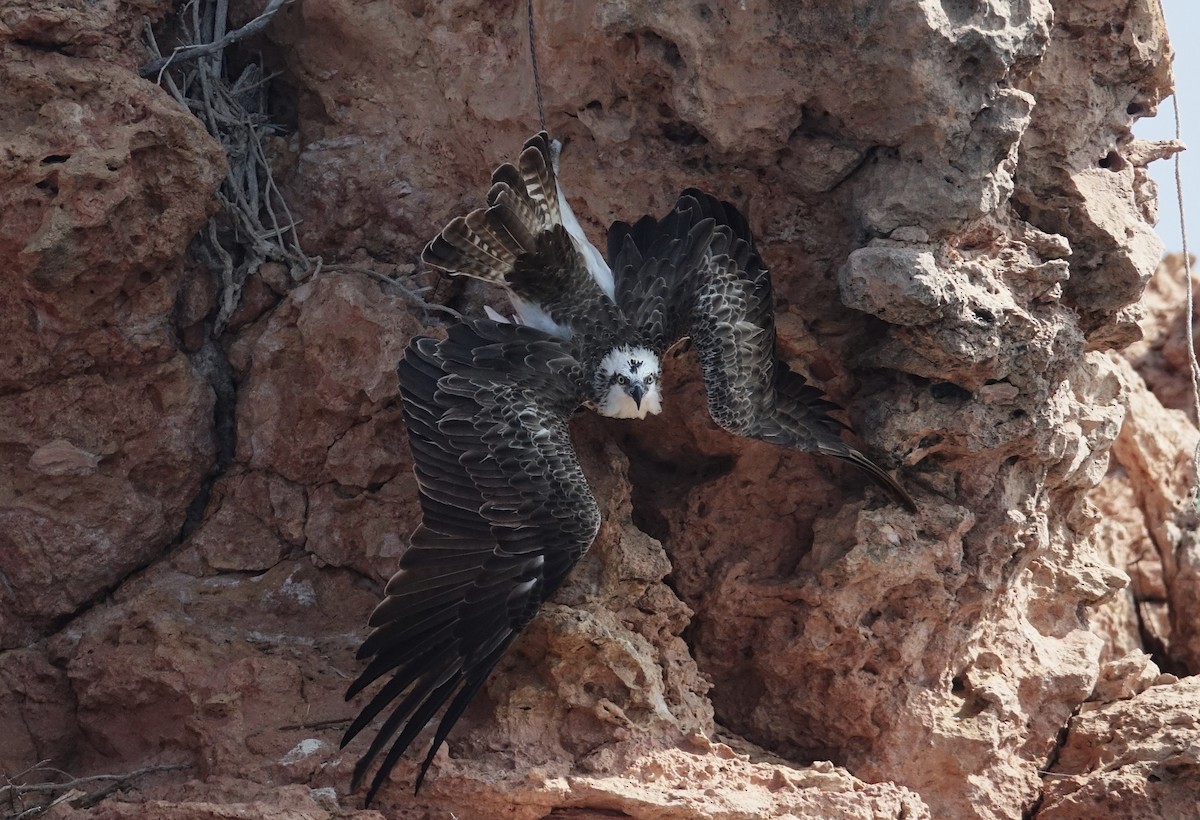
(487, 184, 541, 251)
(769, 388, 917, 512)
(422, 132, 564, 286)
(516, 133, 562, 227)
(423, 202, 521, 282)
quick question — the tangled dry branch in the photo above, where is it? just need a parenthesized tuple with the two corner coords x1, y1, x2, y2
(142, 0, 461, 332)
(144, 0, 312, 334)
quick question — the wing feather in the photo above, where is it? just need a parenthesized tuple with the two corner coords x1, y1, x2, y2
(610, 200, 716, 351)
(612, 190, 916, 510)
(342, 320, 599, 805)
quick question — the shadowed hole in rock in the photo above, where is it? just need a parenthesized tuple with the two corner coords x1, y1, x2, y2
(790, 105, 851, 142)
(14, 37, 67, 53)
(637, 29, 684, 69)
(930, 382, 972, 401)
(955, 691, 988, 719)
(941, 0, 978, 25)
(41, 154, 70, 164)
(619, 434, 735, 545)
(662, 120, 708, 146)
(331, 483, 359, 499)
(266, 75, 301, 136)
(917, 433, 944, 451)
(1098, 150, 1126, 171)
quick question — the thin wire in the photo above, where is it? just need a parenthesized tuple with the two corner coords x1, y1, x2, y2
(527, 0, 546, 133)
(1173, 91, 1200, 510)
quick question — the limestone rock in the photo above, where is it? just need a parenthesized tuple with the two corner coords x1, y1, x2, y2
(1015, 0, 1172, 343)
(0, 45, 225, 391)
(0, 0, 225, 650)
(0, 0, 1194, 818)
(1102, 355, 1200, 671)
(1038, 677, 1200, 818)
(0, 360, 216, 647)
(0, 648, 77, 778)
(233, 274, 421, 488)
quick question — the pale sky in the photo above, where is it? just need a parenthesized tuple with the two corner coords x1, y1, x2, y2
(1135, 0, 1198, 256)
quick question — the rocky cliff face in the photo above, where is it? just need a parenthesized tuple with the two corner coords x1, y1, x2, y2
(2, 1, 1196, 818)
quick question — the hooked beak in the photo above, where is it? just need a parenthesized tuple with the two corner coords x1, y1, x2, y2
(629, 383, 646, 409)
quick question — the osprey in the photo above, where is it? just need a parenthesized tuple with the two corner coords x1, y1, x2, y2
(341, 133, 916, 804)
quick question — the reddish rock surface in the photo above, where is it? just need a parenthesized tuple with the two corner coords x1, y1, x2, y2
(0, 2, 223, 650)
(2, 0, 1197, 818)
(1039, 676, 1200, 818)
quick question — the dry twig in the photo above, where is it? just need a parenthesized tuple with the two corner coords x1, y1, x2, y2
(139, 0, 289, 79)
(143, 0, 454, 334)
(321, 264, 465, 321)
(1, 761, 188, 819)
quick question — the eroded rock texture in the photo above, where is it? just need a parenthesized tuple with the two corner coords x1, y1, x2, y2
(0, 7, 223, 653)
(2, 0, 1196, 818)
(1039, 676, 1200, 818)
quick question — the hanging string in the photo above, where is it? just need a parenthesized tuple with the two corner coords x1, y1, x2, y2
(527, 0, 547, 133)
(1172, 91, 1200, 510)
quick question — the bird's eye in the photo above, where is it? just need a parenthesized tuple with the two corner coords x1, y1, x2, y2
(645, 375, 655, 385)
(617, 374, 628, 385)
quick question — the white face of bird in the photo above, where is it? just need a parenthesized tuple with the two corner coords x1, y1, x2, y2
(594, 346, 663, 419)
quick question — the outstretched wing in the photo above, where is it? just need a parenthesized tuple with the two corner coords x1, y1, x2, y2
(609, 190, 792, 433)
(611, 191, 915, 510)
(342, 320, 600, 804)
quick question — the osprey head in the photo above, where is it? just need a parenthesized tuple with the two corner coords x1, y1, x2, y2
(594, 345, 662, 419)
